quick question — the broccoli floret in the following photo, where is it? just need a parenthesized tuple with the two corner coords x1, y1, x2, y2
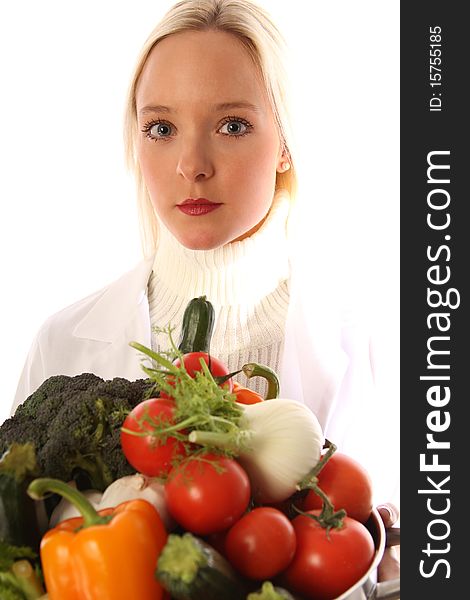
(0, 374, 156, 491)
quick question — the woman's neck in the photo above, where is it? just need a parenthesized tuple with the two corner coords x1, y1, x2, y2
(151, 189, 291, 307)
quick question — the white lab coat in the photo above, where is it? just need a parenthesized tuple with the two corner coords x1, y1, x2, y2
(11, 253, 398, 505)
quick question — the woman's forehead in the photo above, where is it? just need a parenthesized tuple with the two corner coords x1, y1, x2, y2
(135, 30, 267, 112)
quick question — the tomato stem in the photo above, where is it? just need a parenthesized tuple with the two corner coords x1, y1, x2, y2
(292, 441, 346, 531)
(293, 488, 346, 533)
(214, 368, 242, 385)
(296, 440, 337, 490)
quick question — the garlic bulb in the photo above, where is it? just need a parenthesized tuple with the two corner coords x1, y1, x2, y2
(99, 473, 176, 530)
(49, 482, 102, 527)
(49, 474, 175, 530)
(189, 398, 324, 504)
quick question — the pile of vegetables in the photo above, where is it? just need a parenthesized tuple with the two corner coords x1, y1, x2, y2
(0, 296, 379, 600)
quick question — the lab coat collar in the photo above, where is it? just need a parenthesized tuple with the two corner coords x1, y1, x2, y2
(72, 256, 154, 343)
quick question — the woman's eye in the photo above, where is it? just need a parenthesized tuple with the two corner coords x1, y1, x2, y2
(142, 120, 174, 140)
(150, 122, 173, 138)
(219, 119, 251, 136)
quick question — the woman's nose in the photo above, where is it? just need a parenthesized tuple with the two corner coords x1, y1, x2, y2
(176, 139, 214, 182)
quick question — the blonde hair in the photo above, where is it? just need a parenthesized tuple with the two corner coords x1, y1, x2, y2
(123, 0, 297, 258)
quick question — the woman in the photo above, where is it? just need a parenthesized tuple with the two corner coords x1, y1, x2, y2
(11, 0, 399, 578)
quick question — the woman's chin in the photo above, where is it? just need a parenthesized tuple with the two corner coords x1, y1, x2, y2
(171, 220, 256, 250)
(176, 231, 229, 251)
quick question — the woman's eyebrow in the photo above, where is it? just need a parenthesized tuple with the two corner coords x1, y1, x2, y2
(138, 101, 261, 117)
(213, 101, 261, 112)
(139, 104, 171, 116)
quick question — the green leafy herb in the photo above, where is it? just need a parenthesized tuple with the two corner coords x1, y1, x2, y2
(129, 330, 247, 459)
(0, 541, 37, 572)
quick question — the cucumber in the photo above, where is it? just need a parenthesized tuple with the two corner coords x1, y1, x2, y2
(156, 532, 247, 600)
(0, 443, 42, 550)
(177, 296, 215, 354)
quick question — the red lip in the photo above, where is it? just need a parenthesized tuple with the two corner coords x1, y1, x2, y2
(179, 197, 219, 206)
(177, 197, 222, 216)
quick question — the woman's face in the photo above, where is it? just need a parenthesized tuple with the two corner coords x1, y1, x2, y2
(135, 30, 285, 250)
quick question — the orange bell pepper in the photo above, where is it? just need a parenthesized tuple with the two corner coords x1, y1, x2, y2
(232, 381, 264, 404)
(27, 477, 168, 600)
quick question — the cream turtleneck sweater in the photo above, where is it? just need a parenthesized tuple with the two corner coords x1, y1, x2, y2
(147, 191, 291, 396)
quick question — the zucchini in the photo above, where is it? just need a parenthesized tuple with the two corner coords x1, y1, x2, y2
(0, 443, 42, 550)
(247, 581, 298, 599)
(155, 532, 247, 600)
(177, 296, 215, 354)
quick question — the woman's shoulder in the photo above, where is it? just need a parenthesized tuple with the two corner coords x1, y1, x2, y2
(37, 256, 154, 341)
(11, 257, 155, 414)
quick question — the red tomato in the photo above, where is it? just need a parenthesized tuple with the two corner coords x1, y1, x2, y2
(232, 381, 264, 404)
(120, 397, 187, 477)
(225, 507, 296, 580)
(302, 452, 373, 523)
(282, 510, 375, 600)
(173, 352, 233, 391)
(165, 453, 251, 535)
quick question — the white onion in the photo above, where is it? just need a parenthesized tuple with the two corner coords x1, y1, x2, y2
(237, 399, 324, 503)
(188, 398, 325, 504)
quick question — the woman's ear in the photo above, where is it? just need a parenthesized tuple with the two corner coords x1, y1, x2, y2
(276, 156, 291, 173)
(276, 143, 291, 173)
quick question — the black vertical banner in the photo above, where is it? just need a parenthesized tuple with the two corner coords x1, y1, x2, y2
(401, 2, 467, 597)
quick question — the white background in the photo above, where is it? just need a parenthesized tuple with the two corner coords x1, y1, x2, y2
(0, 0, 399, 467)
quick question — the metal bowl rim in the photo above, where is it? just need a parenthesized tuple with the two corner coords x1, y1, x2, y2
(334, 506, 386, 600)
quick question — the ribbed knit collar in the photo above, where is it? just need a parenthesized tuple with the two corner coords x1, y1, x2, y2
(152, 189, 291, 307)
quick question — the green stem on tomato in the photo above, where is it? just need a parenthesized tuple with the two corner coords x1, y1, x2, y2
(293, 499, 347, 534)
(296, 440, 337, 491)
(292, 441, 346, 533)
(214, 368, 243, 385)
(241, 363, 280, 400)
